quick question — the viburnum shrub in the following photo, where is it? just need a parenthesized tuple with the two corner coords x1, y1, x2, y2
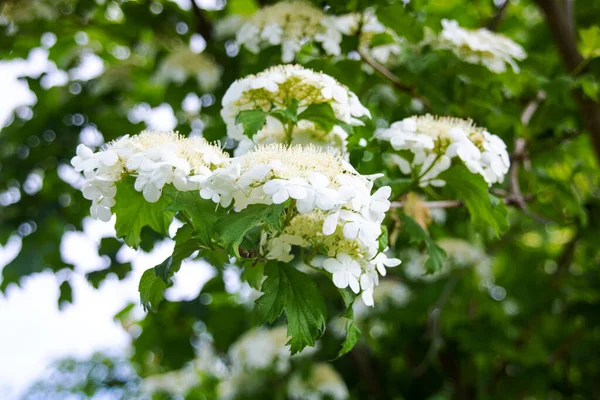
(73, 60, 516, 355)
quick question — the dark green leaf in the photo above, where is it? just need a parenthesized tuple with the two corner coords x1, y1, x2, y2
(113, 178, 176, 248)
(165, 192, 224, 247)
(297, 103, 339, 132)
(269, 98, 299, 125)
(215, 203, 286, 257)
(440, 165, 509, 236)
(256, 261, 327, 354)
(402, 214, 446, 274)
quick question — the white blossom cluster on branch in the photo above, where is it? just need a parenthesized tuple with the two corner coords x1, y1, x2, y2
(221, 64, 370, 156)
(236, 1, 343, 62)
(154, 48, 222, 92)
(71, 131, 229, 221)
(200, 144, 399, 306)
(377, 114, 510, 186)
(235, 2, 403, 66)
(332, 9, 404, 65)
(142, 327, 348, 400)
(427, 19, 527, 73)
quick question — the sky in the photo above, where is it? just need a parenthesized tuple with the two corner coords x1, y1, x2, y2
(0, 26, 215, 398)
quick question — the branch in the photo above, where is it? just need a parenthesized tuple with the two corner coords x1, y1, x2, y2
(390, 194, 535, 210)
(358, 49, 432, 110)
(486, 0, 510, 31)
(190, 0, 212, 40)
(534, 0, 600, 162)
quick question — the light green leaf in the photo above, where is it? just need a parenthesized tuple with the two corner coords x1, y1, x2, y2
(215, 203, 286, 258)
(336, 309, 361, 359)
(440, 166, 509, 236)
(401, 214, 446, 274)
(113, 178, 176, 248)
(235, 109, 267, 139)
(139, 268, 168, 312)
(269, 98, 299, 125)
(579, 75, 600, 101)
(256, 261, 327, 354)
(297, 103, 339, 132)
(579, 25, 600, 59)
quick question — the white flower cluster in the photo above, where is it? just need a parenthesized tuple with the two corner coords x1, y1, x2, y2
(236, 1, 343, 62)
(199, 144, 398, 306)
(404, 238, 493, 287)
(288, 363, 349, 400)
(221, 64, 370, 156)
(154, 48, 223, 92)
(71, 131, 229, 221)
(333, 9, 404, 65)
(430, 19, 526, 73)
(378, 114, 510, 186)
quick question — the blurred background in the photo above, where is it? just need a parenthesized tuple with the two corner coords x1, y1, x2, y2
(1, 0, 599, 399)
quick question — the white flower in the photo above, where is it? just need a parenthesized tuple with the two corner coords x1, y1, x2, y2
(263, 178, 308, 204)
(236, 2, 344, 62)
(221, 65, 370, 155)
(371, 251, 401, 276)
(73, 131, 229, 220)
(323, 253, 361, 293)
(296, 172, 340, 213)
(379, 115, 510, 185)
(431, 19, 527, 73)
(266, 234, 306, 262)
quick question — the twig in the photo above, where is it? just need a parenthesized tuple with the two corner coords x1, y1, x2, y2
(547, 326, 585, 365)
(390, 194, 535, 209)
(413, 274, 460, 377)
(486, 0, 510, 31)
(520, 91, 547, 126)
(358, 49, 432, 109)
(534, 0, 600, 162)
(190, 0, 212, 40)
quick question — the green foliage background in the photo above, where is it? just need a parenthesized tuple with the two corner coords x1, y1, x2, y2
(1, 0, 600, 399)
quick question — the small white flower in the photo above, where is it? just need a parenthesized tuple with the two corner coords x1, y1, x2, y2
(263, 178, 308, 204)
(296, 172, 339, 213)
(323, 253, 361, 293)
(371, 251, 401, 276)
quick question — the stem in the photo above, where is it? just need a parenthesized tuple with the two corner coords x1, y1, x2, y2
(358, 49, 432, 110)
(284, 121, 294, 146)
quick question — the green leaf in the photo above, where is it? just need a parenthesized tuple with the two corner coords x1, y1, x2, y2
(378, 225, 389, 253)
(339, 288, 356, 309)
(215, 203, 286, 257)
(269, 98, 299, 125)
(58, 280, 73, 310)
(139, 268, 168, 312)
(336, 311, 361, 359)
(165, 191, 224, 247)
(241, 261, 265, 290)
(154, 224, 203, 285)
(297, 103, 340, 132)
(113, 178, 176, 248)
(440, 166, 509, 236)
(579, 25, 600, 59)
(235, 109, 267, 139)
(376, 5, 423, 43)
(256, 261, 327, 354)
(401, 214, 446, 274)
(579, 75, 600, 101)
